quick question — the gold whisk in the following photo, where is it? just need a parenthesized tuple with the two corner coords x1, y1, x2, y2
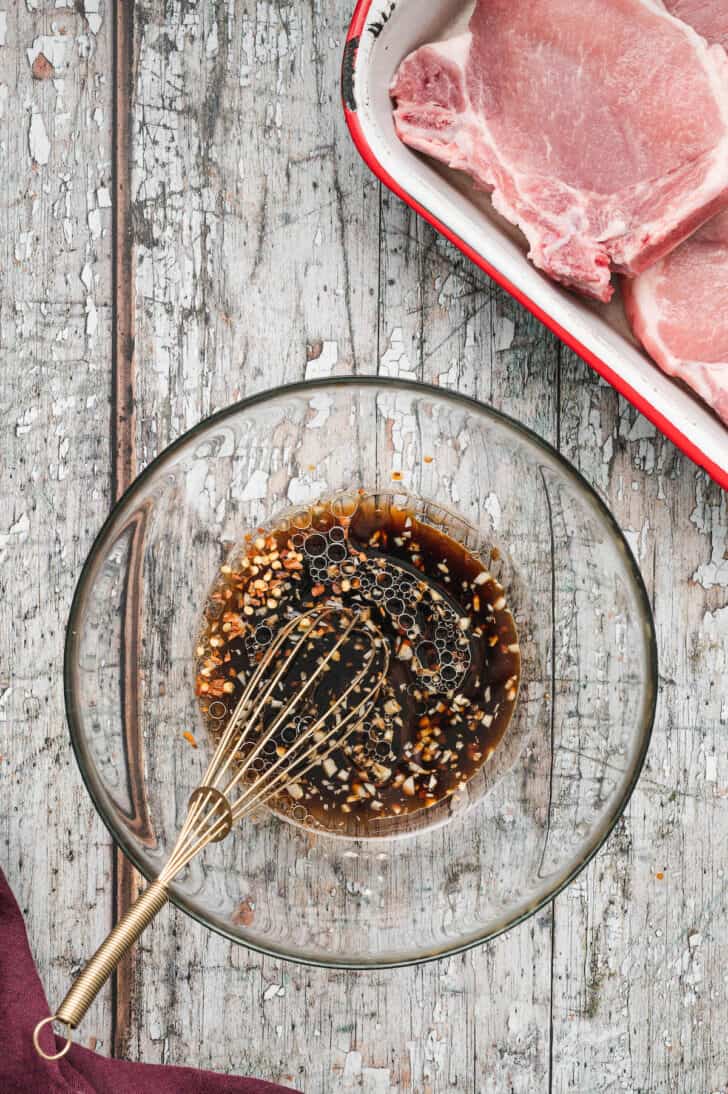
(34, 604, 388, 1060)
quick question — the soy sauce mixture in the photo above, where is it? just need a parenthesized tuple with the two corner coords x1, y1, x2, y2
(195, 494, 520, 835)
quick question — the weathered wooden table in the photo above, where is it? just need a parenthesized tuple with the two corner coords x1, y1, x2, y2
(2, 3, 726, 1091)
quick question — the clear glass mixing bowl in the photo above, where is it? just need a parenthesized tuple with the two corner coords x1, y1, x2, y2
(65, 378, 657, 967)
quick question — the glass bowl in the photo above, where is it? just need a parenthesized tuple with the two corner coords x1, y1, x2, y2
(65, 378, 657, 967)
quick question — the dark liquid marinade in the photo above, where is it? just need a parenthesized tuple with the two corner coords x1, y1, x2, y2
(195, 495, 521, 835)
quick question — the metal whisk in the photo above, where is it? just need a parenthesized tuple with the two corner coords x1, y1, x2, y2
(34, 604, 388, 1060)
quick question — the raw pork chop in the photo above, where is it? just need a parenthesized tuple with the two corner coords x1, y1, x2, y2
(625, 1, 728, 424)
(390, 0, 728, 302)
(624, 211, 728, 424)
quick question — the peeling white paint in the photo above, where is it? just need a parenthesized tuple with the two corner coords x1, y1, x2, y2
(15, 407, 38, 436)
(494, 314, 515, 351)
(27, 34, 67, 71)
(305, 340, 338, 380)
(0, 685, 12, 720)
(0, 13, 7, 47)
(380, 327, 415, 378)
(15, 231, 32, 262)
(360, 1069, 390, 1093)
(438, 362, 459, 387)
(206, 19, 219, 57)
(378, 393, 417, 475)
(239, 468, 269, 502)
(0, 512, 30, 548)
(627, 416, 656, 442)
(52, 396, 76, 416)
(88, 207, 101, 238)
(287, 477, 328, 506)
(691, 497, 728, 590)
(307, 393, 332, 429)
(28, 111, 50, 165)
(57, 436, 70, 480)
(624, 520, 650, 562)
(699, 606, 728, 658)
(342, 1051, 362, 1083)
(484, 491, 502, 531)
(0, 83, 7, 118)
(602, 435, 614, 464)
(85, 296, 98, 337)
(83, 0, 102, 35)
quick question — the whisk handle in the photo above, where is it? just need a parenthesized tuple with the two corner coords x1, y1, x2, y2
(33, 879, 169, 1059)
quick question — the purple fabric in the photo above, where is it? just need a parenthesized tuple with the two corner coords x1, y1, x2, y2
(0, 865, 298, 1093)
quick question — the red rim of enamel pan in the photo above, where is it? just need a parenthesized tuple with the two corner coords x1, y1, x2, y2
(341, 0, 728, 492)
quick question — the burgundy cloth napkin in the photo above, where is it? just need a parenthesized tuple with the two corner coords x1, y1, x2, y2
(0, 865, 299, 1093)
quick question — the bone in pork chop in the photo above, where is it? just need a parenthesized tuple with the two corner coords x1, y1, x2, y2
(390, 0, 728, 303)
(625, 1, 728, 425)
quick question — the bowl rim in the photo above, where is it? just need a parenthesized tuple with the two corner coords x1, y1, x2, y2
(64, 375, 659, 969)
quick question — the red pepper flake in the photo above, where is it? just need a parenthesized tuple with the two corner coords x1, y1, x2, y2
(391, 471, 402, 481)
(183, 731, 198, 749)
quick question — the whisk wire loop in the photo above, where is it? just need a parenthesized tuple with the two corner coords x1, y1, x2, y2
(163, 606, 386, 878)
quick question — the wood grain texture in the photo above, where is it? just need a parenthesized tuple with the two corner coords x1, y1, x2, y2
(553, 361, 728, 1094)
(110, 0, 143, 1060)
(0, 0, 726, 1091)
(0, 0, 115, 1054)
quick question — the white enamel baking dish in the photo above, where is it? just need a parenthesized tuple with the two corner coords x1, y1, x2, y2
(342, 0, 728, 490)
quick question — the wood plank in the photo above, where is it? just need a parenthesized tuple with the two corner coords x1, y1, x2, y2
(123, 3, 563, 1089)
(0, 0, 114, 1051)
(131, 0, 380, 462)
(552, 353, 728, 1093)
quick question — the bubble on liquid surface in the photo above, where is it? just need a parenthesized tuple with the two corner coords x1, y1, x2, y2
(293, 524, 473, 694)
